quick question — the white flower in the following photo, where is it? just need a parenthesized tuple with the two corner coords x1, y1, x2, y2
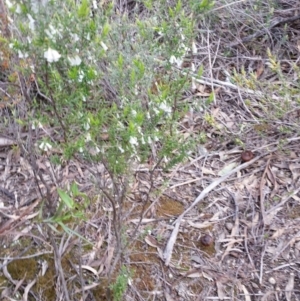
(153, 107, 159, 115)
(100, 41, 108, 51)
(159, 102, 172, 114)
(68, 55, 82, 66)
(169, 55, 177, 64)
(95, 146, 100, 153)
(191, 77, 197, 91)
(39, 141, 52, 152)
(92, 0, 97, 9)
(129, 136, 138, 146)
(169, 55, 183, 68)
(45, 25, 58, 40)
(85, 133, 91, 142)
(79, 147, 84, 153)
(78, 70, 84, 82)
(70, 33, 80, 42)
(191, 63, 196, 72)
(192, 41, 197, 54)
(180, 43, 190, 53)
(148, 137, 152, 144)
(44, 48, 61, 63)
(84, 118, 90, 130)
(32, 121, 43, 130)
(5, 0, 13, 8)
(16, 4, 22, 14)
(131, 110, 137, 117)
(18, 50, 28, 59)
(118, 146, 124, 153)
(27, 14, 35, 31)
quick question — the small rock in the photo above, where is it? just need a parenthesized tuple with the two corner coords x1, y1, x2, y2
(200, 234, 213, 246)
(225, 222, 233, 231)
(269, 277, 276, 285)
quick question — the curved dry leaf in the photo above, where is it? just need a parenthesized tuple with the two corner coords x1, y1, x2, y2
(164, 291, 175, 301)
(187, 220, 214, 229)
(218, 162, 238, 176)
(103, 246, 114, 272)
(77, 265, 98, 276)
(267, 167, 279, 199)
(0, 136, 16, 146)
(270, 227, 286, 239)
(285, 273, 294, 301)
(23, 278, 37, 301)
(145, 235, 160, 248)
(216, 280, 226, 300)
(202, 167, 215, 175)
(288, 163, 300, 181)
(202, 271, 213, 282)
(240, 284, 251, 301)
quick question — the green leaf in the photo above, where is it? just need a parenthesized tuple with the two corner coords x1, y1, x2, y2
(206, 92, 215, 105)
(199, 0, 210, 8)
(71, 182, 79, 196)
(77, 0, 89, 18)
(175, 0, 182, 13)
(117, 54, 124, 69)
(58, 222, 92, 245)
(57, 188, 74, 209)
(102, 22, 111, 37)
(197, 65, 204, 77)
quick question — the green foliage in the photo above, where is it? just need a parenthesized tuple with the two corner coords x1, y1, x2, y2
(110, 266, 131, 301)
(77, 0, 90, 18)
(191, 0, 215, 13)
(6, 0, 213, 295)
(44, 183, 91, 244)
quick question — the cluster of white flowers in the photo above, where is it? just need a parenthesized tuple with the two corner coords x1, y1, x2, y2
(70, 33, 80, 42)
(169, 55, 182, 68)
(68, 55, 82, 66)
(39, 141, 52, 152)
(129, 136, 138, 146)
(159, 101, 172, 115)
(78, 70, 85, 82)
(18, 50, 28, 59)
(31, 121, 43, 130)
(169, 29, 198, 69)
(44, 48, 61, 63)
(45, 24, 63, 41)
